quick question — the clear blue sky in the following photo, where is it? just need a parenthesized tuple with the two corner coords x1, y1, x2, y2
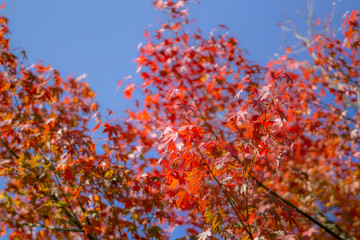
(4, 0, 358, 115)
(1, 0, 359, 239)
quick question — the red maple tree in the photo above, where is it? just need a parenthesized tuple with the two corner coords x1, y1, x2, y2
(0, 1, 359, 239)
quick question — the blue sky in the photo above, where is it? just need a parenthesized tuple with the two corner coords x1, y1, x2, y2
(1, 0, 359, 239)
(4, 0, 358, 115)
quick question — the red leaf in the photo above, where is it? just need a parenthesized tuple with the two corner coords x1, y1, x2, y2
(177, 103, 195, 115)
(117, 79, 122, 89)
(284, 72, 297, 84)
(218, 24, 229, 30)
(140, 72, 150, 80)
(102, 122, 118, 139)
(176, 189, 190, 207)
(92, 120, 101, 133)
(124, 83, 135, 99)
(316, 17, 321, 26)
(302, 227, 318, 237)
(227, 110, 247, 123)
(224, 144, 239, 158)
(91, 140, 97, 154)
(62, 168, 74, 182)
(258, 84, 271, 100)
(106, 108, 114, 116)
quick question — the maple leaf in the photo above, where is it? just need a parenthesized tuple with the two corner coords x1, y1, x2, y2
(214, 153, 231, 170)
(302, 227, 318, 237)
(284, 72, 297, 84)
(164, 88, 180, 99)
(1, 4, 359, 240)
(250, 98, 268, 112)
(240, 182, 248, 195)
(227, 110, 247, 123)
(56, 152, 70, 170)
(224, 143, 239, 158)
(123, 83, 135, 99)
(218, 24, 229, 30)
(106, 108, 114, 116)
(92, 119, 101, 133)
(102, 122, 119, 139)
(117, 75, 131, 91)
(178, 124, 195, 133)
(140, 71, 150, 80)
(258, 84, 271, 101)
(276, 235, 296, 240)
(177, 102, 195, 115)
(275, 106, 288, 121)
(176, 189, 190, 207)
(232, 88, 243, 101)
(273, 117, 285, 129)
(116, 79, 122, 89)
(174, 0, 185, 10)
(197, 228, 212, 240)
(62, 168, 74, 182)
(158, 126, 178, 144)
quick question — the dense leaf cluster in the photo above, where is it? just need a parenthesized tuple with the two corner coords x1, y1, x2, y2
(0, 1, 359, 239)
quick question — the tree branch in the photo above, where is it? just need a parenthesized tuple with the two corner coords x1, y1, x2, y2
(0, 218, 83, 233)
(251, 176, 355, 240)
(1, 139, 19, 159)
(194, 144, 253, 239)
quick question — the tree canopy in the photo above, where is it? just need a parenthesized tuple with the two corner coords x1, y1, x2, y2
(0, 1, 359, 239)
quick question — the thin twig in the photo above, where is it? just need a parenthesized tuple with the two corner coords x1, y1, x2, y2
(100, 189, 123, 240)
(252, 176, 355, 240)
(194, 143, 253, 239)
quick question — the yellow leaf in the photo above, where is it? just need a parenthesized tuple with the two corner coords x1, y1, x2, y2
(167, 178, 179, 190)
(200, 75, 207, 82)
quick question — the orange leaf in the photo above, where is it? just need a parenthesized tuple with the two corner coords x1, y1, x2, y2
(167, 178, 179, 190)
(91, 140, 97, 154)
(124, 83, 135, 99)
(69, 189, 81, 201)
(176, 189, 190, 207)
(92, 120, 101, 133)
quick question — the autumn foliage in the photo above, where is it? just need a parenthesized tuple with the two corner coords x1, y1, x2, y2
(0, 1, 359, 239)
